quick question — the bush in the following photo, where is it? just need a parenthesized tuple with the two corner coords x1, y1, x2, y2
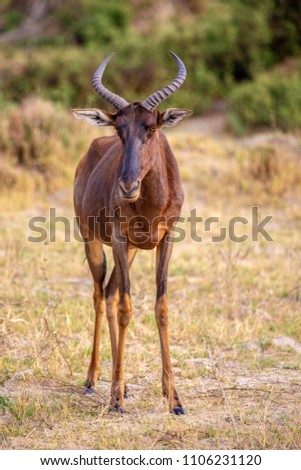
(269, 0, 301, 61)
(229, 65, 301, 132)
(56, 0, 131, 46)
(0, 48, 97, 107)
(0, 98, 104, 193)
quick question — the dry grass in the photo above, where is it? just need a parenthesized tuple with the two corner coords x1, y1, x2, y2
(0, 98, 112, 209)
(1, 107, 301, 449)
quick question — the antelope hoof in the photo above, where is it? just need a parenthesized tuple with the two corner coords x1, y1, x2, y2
(172, 407, 186, 415)
(84, 380, 97, 394)
(109, 406, 124, 414)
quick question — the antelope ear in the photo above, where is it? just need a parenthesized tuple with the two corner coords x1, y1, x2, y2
(160, 108, 192, 127)
(72, 108, 115, 127)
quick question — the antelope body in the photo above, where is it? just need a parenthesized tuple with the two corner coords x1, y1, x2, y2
(73, 52, 192, 414)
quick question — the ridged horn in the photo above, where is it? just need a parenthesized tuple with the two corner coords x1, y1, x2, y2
(92, 52, 129, 110)
(142, 51, 187, 111)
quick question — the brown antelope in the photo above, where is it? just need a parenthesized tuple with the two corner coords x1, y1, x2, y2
(72, 51, 192, 414)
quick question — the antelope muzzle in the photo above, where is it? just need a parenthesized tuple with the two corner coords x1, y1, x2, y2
(118, 179, 141, 202)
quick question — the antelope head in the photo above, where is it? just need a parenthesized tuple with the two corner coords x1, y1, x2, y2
(72, 52, 192, 202)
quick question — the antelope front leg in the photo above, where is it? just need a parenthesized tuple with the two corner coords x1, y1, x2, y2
(105, 247, 137, 399)
(156, 233, 185, 415)
(110, 232, 133, 412)
(84, 239, 106, 392)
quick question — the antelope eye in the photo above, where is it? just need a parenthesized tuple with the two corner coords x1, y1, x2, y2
(149, 127, 155, 132)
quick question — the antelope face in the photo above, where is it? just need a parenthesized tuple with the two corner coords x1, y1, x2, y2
(73, 103, 191, 203)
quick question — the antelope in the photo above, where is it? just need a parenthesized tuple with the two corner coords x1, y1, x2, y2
(72, 51, 192, 414)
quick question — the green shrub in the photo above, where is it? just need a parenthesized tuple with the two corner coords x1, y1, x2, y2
(229, 66, 301, 132)
(0, 47, 99, 107)
(2, 9, 24, 32)
(56, 0, 131, 46)
(269, 0, 301, 61)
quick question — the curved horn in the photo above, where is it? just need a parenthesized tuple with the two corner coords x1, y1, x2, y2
(92, 52, 129, 110)
(142, 51, 187, 111)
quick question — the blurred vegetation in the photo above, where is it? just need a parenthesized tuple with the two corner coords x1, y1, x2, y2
(229, 61, 301, 133)
(0, 0, 301, 130)
(0, 98, 106, 195)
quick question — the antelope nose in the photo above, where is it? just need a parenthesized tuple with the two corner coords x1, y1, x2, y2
(118, 179, 140, 198)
